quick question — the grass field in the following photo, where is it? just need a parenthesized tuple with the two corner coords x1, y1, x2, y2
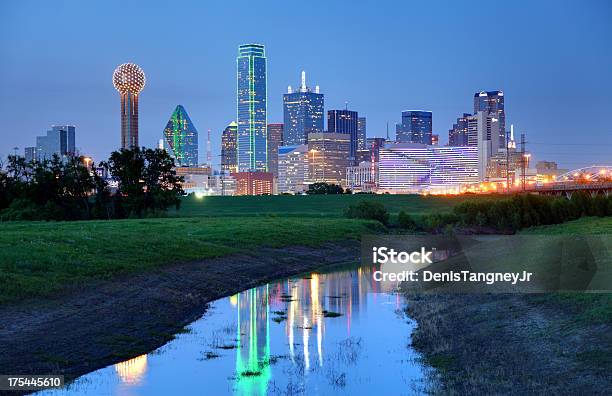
(0, 217, 381, 303)
(174, 193, 481, 218)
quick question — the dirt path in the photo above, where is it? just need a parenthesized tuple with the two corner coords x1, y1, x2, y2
(0, 241, 359, 383)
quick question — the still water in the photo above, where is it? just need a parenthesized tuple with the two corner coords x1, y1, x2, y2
(40, 264, 430, 395)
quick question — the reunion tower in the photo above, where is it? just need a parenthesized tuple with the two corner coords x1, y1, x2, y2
(113, 63, 146, 149)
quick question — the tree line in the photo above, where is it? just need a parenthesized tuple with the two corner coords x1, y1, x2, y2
(0, 148, 184, 221)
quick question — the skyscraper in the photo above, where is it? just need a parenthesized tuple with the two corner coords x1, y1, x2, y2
(357, 117, 367, 150)
(278, 144, 309, 194)
(474, 91, 505, 149)
(283, 71, 324, 145)
(162, 105, 198, 167)
(35, 125, 76, 160)
(327, 109, 358, 162)
(112, 63, 146, 149)
(24, 147, 36, 162)
(267, 123, 283, 177)
(396, 110, 432, 145)
(448, 113, 471, 146)
(237, 44, 267, 171)
(221, 121, 238, 173)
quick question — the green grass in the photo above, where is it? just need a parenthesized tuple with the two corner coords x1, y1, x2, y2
(522, 216, 612, 235)
(174, 193, 480, 218)
(0, 217, 380, 303)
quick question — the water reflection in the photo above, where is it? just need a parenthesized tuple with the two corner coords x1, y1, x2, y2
(41, 263, 427, 395)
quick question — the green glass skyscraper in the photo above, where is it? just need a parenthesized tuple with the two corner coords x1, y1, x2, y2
(237, 44, 267, 171)
(163, 105, 198, 167)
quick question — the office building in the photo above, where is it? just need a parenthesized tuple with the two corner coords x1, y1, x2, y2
(24, 147, 37, 162)
(267, 123, 284, 177)
(277, 144, 309, 194)
(237, 44, 267, 171)
(307, 132, 351, 186)
(396, 110, 432, 144)
(221, 122, 238, 173)
(233, 172, 274, 195)
(378, 143, 479, 192)
(35, 125, 76, 160)
(448, 113, 471, 147)
(357, 117, 367, 150)
(162, 105, 198, 167)
(327, 109, 358, 162)
(474, 91, 505, 149)
(466, 111, 497, 180)
(283, 71, 324, 145)
(113, 63, 146, 149)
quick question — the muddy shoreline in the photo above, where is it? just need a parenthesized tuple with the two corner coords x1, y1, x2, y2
(0, 241, 360, 385)
(404, 292, 612, 395)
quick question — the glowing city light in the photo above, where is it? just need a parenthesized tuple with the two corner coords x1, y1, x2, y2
(112, 63, 146, 94)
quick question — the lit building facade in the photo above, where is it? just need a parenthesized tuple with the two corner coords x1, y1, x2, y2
(366, 137, 387, 163)
(221, 122, 238, 173)
(378, 143, 479, 192)
(307, 132, 351, 187)
(396, 110, 432, 145)
(237, 44, 267, 171)
(277, 144, 309, 194)
(448, 113, 471, 147)
(357, 117, 367, 150)
(346, 161, 378, 192)
(474, 90, 505, 149)
(36, 125, 76, 160)
(24, 147, 36, 162)
(113, 63, 146, 149)
(162, 105, 198, 167)
(233, 172, 274, 195)
(266, 123, 284, 178)
(327, 109, 358, 163)
(283, 71, 324, 145)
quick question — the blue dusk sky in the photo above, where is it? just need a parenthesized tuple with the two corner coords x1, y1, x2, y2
(1, 0, 611, 169)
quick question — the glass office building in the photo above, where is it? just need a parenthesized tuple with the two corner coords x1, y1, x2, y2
(162, 105, 198, 167)
(221, 121, 238, 173)
(35, 125, 76, 160)
(283, 71, 324, 145)
(396, 110, 432, 145)
(237, 44, 267, 171)
(474, 91, 505, 149)
(327, 109, 358, 163)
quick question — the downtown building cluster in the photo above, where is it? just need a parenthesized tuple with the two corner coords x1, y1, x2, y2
(17, 46, 571, 196)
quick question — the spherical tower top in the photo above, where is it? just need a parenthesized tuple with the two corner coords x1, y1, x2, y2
(113, 63, 146, 95)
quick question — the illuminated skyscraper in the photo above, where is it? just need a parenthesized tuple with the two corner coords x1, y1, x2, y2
(357, 117, 367, 150)
(112, 63, 146, 149)
(327, 109, 358, 163)
(267, 123, 283, 177)
(396, 110, 432, 145)
(307, 132, 351, 186)
(474, 91, 505, 149)
(162, 105, 198, 167)
(448, 113, 471, 146)
(221, 121, 238, 173)
(237, 44, 267, 171)
(283, 71, 324, 145)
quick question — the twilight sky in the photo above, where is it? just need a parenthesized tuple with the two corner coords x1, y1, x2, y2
(1, 0, 611, 169)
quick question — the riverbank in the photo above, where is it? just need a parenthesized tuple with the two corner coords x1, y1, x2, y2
(404, 217, 612, 395)
(0, 241, 360, 382)
(0, 216, 379, 303)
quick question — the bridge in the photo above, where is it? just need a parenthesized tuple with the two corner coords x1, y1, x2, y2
(525, 166, 612, 198)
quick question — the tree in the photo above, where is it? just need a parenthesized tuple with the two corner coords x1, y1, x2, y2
(306, 182, 345, 195)
(107, 147, 184, 217)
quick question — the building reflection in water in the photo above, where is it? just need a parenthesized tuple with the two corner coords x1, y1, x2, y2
(114, 354, 148, 385)
(231, 264, 385, 395)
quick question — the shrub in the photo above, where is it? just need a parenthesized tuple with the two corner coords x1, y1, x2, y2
(344, 201, 389, 225)
(398, 211, 417, 230)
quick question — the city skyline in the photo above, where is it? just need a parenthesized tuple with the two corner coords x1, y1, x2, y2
(1, 1, 611, 169)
